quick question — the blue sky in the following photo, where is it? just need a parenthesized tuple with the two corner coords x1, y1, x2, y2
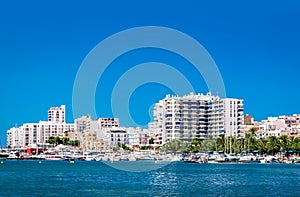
(0, 1, 300, 146)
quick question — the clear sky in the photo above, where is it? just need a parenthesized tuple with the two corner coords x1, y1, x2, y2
(1, 1, 300, 146)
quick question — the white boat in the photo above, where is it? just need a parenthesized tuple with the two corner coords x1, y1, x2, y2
(239, 154, 256, 163)
(226, 153, 239, 162)
(85, 155, 96, 161)
(29, 154, 45, 160)
(215, 154, 230, 163)
(7, 150, 20, 160)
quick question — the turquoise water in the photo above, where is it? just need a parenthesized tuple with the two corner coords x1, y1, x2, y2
(0, 161, 299, 196)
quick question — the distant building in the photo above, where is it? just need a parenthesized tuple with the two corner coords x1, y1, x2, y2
(255, 114, 300, 138)
(7, 105, 74, 148)
(107, 129, 128, 147)
(244, 114, 253, 125)
(97, 118, 119, 128)
(74, 116, 121, 151)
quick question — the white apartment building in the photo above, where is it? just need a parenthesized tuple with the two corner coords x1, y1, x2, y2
(126, 127, 141, 146)
(106, 129, 128, 147)
(7, 105, 74, 148)
(255, 115, 300, 138)
(152, 92, 244, 144)
(7, 121, 74, 148)
(48, 105, 66, 123)
(222, 98, 244, 138)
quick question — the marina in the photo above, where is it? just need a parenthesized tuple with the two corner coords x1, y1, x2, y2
(1, 145, 300, 165)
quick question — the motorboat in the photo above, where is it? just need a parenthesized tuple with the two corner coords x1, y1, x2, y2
(0, 151, 9, 159)
(239, 154, 257, 163)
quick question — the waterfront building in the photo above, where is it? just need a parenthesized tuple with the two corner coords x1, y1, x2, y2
(6, 105, 74, 148)
(152, 92, 244, 144)
(106, 129, 128, 147)
(256, 117, 287, 138)
(255, 114, 300, 138)
(139, 130, 150, 146)
(126, 127, 141, 147)
(75, 116, 122, 150)
(222, 98, 244, 138)
(75, 115, 103, 150)
(6, 121, 74, 148)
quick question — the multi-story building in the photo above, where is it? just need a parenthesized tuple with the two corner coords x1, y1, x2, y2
(48, 105, 65, 123)
(222, 98, 244, 138)
(255, 115, 300, 138)
(7, 105, 74, 148)
(106, 129, 128, 147)
(98, 118, 119, 128)
(152, 92, 244, 144)
(7, 127, 21, 148)
(126, 127, 141, 147)
(38, 121, 74, 144)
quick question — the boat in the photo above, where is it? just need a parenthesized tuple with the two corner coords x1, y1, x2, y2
(239, 154, 257, 163)
(28, 154, 45, 160)
(215, 154, 230, 163)
(226, 153, 239, 162)
(0, 152, 9, 159)
(7, 150, 20, 160)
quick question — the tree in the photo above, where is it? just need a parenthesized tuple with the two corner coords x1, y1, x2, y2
(279, 135, 289, 152)
(249, 128, 256, 135)
(46, 136, 56, 145)
(62, 137, 70, 145)
(290, 137, 300, 150)
(200, 137, 216, 152)
(266, 136, 280, 155)
(256, 138, 268, 154)
(69, 140, 79, 147)
(245, 133, 257, 151)
(216, 134, 225, 151)
(160, 139, 183, 153)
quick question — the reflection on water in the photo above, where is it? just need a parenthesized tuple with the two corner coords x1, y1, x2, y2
(102, 160, 173, 172)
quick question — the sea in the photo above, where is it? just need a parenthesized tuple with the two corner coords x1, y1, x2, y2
(0, 160, 299, 197)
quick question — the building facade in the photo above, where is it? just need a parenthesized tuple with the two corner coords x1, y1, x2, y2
(48, 105, 66, 123)
(151, 92, 244, 144)
(7, 105, 74, 148)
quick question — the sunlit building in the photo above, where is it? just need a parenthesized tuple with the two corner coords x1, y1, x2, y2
(152, 92, 244, 144)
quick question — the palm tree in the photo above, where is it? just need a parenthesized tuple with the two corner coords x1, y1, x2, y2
(161, 139, 183, 153)
(245, 133, 256, 152)
(290, 137, 300, 151)
(256, 138, 268, 154)
(249, 128, 256, 135)
(216, 134, 225, 152)
(200, 138, 216, 152)
(266, 136, 280, 155)
(279, 135, 289, 152)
